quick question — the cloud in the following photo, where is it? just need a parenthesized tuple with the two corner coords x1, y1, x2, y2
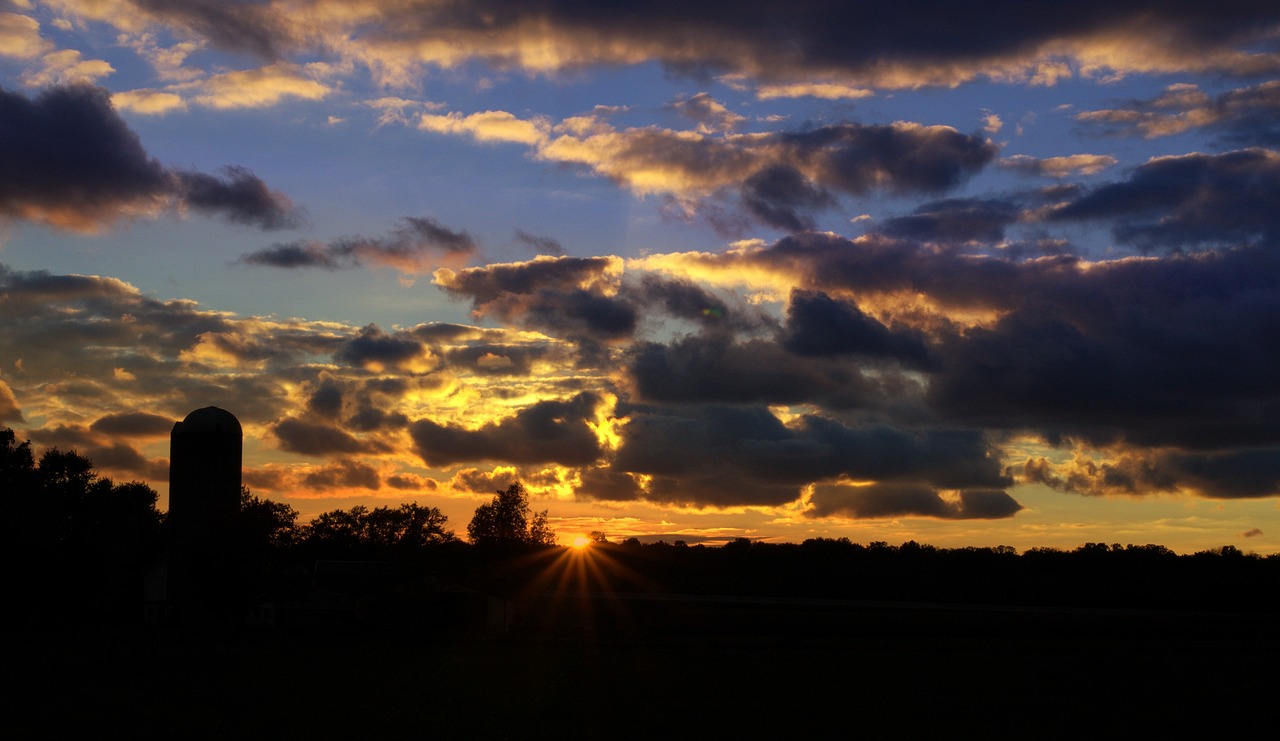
(753, 82, 873, 100)
(0, 261, 344, 432)
(89, 411, 174, 438)
(781, 289, 932, 366)
(107, 1, 1280, 87)
(241, 216, 478, 273)
(111, 88, 188, 114)
(409, 392, 605, 467)
(20, 48, 114, 87)
(25, 422, 169, 482)
(334, 324, 435, 373)
(514, 229, 566, 256)
(418, 110, 996, 230)
(1046, 149, 1280, 249)
(808, 483, 1022, 519)
(0, 378, 23, 424)
(1077, 81, 1280, 145)
(434, 255, 635, 341)
(999, 154, 1118, 178)
(605, 404, 1008, 508)
(739, 165, 835, 232)
(128, 0, 291, 60)
(0, 84, 299, 231)
(273, 417, 385, 457)
(189, 63, 330, 109)
(629, 335, 894, 409)
(301, 459, 381, 490)
(0, 12, 51, 59)
(419, 109, 549, 146)
(636, 231, 1280, 457)
(175, 167, 301, 230)
(881, 198, 1021, 243)
(1022, 448, 1280, 499)
(669, 92, 745, 133)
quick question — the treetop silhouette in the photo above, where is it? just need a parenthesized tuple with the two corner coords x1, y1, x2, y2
(467, 482, 556, 546)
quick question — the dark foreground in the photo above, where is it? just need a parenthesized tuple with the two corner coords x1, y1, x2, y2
(10, 596, 1277, 739)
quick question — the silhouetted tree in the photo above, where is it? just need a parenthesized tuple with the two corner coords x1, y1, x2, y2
(302, 502, 455, 559)
(467, 482, 556, 546)
(1, 427, 36, 495)
(2, 429, 163, 621)
(239, 486, 300, 551)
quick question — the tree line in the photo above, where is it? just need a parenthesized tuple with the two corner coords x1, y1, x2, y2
(4, 427, 1277, 619)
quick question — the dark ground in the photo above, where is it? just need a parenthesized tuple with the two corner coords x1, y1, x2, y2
(9, 596, 1277, 739)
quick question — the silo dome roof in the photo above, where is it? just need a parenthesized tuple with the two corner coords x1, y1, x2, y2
(178, 406, 242, 435)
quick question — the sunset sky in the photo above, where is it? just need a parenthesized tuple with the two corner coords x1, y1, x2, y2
(3, 1, 1280, 552)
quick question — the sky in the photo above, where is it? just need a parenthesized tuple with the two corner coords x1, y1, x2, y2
(3, 1, 1280, 553)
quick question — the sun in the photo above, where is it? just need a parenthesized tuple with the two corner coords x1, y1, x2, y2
(570, 535, 590, 549)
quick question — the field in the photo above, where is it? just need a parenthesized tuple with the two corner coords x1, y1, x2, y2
(11, 596, 1276, 738)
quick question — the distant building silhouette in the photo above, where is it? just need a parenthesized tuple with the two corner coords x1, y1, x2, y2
(167, 406, 242, 625)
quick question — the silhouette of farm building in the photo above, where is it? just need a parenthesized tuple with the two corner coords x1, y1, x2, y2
(165, 406, 243, 624)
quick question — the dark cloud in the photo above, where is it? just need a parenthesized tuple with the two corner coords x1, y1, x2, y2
(605, 404, 1008, 508)
(1023, 448, 1280, 499)
(442, 344, 547, 376)
(89, 412, 175, 438)
(409, 392, 604, 467)
(780, 124, 998, 195)
(514, 229, 566, 256)
(435, 256, 636, 340)
(881, 198, 1020, 243)
(241, 216, 477, 272)
(575, 468, 645, 501)
(782, 289, 933, 367)
(675, 233, 1280, 456)
(175, 166, 301, 230)
(628, 274, 766, 334)
(0, 84, 167, 229)
(334, 324, 429, 370)
(85, 441, 170, 482)
(133, 0, 289, 59)
(26, 423, 168, 481)
(272, 417, 381, 456)
(547, 121, 995, 233)
(306, 378, 344, 419)
(451, 467, 522, 494)
(301, 459, 381, 490)
(0, 84, 297, 231)
(740, 164, 834, 232)
(347, 405, 410, 433)
(921, 251, 1280, 449)
(317, 2, 1280, 83)
(1047, 149, 1280, 250)
(385, 473, 438, 491)
(629, 335, 885, 409)
(808, 483, 1022, 519)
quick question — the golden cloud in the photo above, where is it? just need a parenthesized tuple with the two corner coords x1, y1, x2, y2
(190, 64, 330, 109)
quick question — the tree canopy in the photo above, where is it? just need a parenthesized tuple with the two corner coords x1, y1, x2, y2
(467, 483, 556, 546)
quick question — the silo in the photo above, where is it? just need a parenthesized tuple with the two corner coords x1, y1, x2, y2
(167, 406, 242, 624)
